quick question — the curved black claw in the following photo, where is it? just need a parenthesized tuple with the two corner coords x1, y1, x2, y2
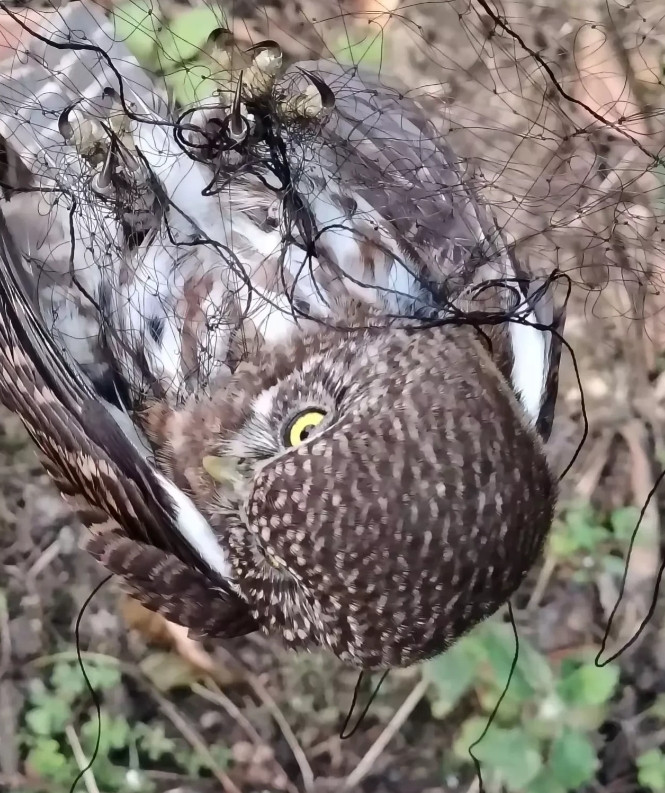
(296, 68, 335, 115)
(92, 144, 114, 196)
(245, 39, 281, 55)
(227, 72, 248, 143)
(206, 27, 235, 49)
(58, 101, 81, 142)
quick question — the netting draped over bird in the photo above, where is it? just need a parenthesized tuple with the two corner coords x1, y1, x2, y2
(0, 1, 563, 669)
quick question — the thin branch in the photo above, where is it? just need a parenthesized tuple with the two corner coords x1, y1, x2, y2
(343, 677, 429, 791)
(33, 652, 242, 793)
(64, 724, 100, 793)
(192, 680, 299, 793)
(246, 671, 316, 793)
(213, 645, 316, 793)
(147, 684, 243, 793)
(0, 591, 10, 677)
(527, 553, 557, 610)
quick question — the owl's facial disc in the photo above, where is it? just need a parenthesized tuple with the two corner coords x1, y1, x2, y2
(220, 357, 341, 463)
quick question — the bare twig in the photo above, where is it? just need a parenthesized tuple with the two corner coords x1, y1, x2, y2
(192, 680, 299, 793)
(246, 672, 315, 793)
(527, 553, 557, 610)
(147, 684, 243, 793)
(193, 681, 264, 745)
(213, 646, 316, 793)
(26, 538, 61, 585)
(343, 677, 429, 791)
(0, 591, 10, 677)
(0, 682, 19, 780)
(64, 724, 100, 793)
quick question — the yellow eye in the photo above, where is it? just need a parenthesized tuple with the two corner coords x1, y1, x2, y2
(285, 409, 327, 447)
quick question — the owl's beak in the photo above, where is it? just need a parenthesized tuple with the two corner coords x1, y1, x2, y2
(202, 455, 243, 487)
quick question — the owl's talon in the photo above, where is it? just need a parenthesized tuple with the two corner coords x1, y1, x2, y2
(206, 27, 234, 50)
(246, 39, 282, 75)
(227, 72, 248, 142)
(204, 27, 236, 86)
(243, 40, 282, 100)
(93, 144, 114, 193)
(57, 101, 80, 143)
(281, 69, 335, 120)
(298, 69, 335, 115)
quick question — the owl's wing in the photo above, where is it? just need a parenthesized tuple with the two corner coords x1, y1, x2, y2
(0, 3, 241, 404)
(0, 199, 255, 636)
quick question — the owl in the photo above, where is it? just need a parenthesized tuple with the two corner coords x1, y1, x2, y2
(0, 2, 563, 669)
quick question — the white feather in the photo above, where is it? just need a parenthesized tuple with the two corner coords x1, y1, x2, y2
(156, 473, 233, 580)
(104, 399, 233, 580)
(509, 314, 547, 423)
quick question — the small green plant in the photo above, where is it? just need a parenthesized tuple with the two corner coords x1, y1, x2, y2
(424, 620, 619, 792)
(637, 749, 665, 792)
(20, 656, 230, 793)
(548, 501, 642, 582)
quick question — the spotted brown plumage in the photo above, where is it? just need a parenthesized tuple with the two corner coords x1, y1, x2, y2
(0, 2, 563, 668)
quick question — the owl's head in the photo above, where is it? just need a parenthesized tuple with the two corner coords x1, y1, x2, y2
(150, 322, 556, 668)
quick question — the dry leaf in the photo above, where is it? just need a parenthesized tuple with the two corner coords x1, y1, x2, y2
(121, 595, 242, 687)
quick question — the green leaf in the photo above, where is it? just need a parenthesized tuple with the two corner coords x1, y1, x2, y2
(610, 506, 642, 543)
(478, 622, 550, 701)
(159, 7, 225, 66)
(25, 739, 72, 784)
(165, 61, 218, 106)
(602, 555, 630, 578)
(637, 749, 665, 792)
(455, 719, 543, 790)
(549, 504, 608, 559)
(182, 743, 231, 776)
(50, 661, 87, 702)
(112, 0, 163, 72)
(85, 661, 122, 692)
(424, 639, 480, 718)
(549, 728, 598, 788)
(135, 722, 177, 762)
(527, 771, 567, 793)
(81, 711, 131, 755)
(557, 663, 619, 707)
(333, 27, 386, 67)
(25, 697, 71, 737)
